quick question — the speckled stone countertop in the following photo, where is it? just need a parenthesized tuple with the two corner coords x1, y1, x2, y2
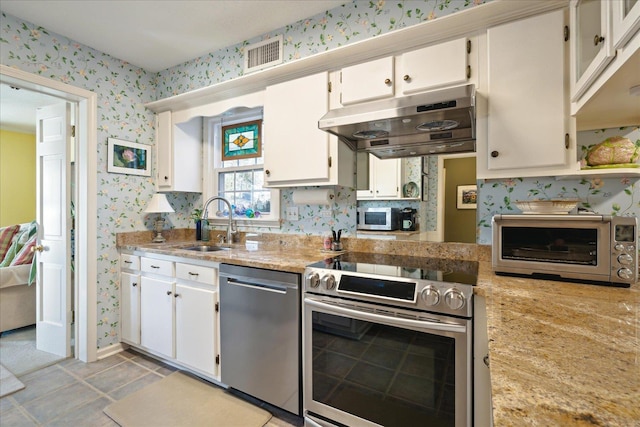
(117, 231, 639, 426)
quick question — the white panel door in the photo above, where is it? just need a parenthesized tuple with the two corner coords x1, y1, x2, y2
(35, 103, 72, 357)
(175, 284, 217, 376)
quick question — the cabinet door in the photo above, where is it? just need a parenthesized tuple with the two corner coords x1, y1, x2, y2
(121, 272, 140, 345)
(263, 72, 330, 185)
(156, 111, 202, 192)
(612, 0, 640, 48)
(156, 111, 173, 189)
(400, 38, 469, 95)
(140, 276, 174, 358)
(175, 284, 218, 376)
(484, 10, 571, 176)
(570, 0, 615, 101)
(373, 157, 400, 199)
(341, 56, 394, 105)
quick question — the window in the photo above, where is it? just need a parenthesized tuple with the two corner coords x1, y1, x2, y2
(205, 108, 280, 226)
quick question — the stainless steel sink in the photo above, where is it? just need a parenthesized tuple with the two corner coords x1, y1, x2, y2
(182, 245, 230, 252)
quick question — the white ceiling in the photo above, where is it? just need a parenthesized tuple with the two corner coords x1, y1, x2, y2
(0, 0, 345, 133)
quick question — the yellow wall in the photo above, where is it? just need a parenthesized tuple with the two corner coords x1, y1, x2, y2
(0, 129, 36, 227)
(444, 157, 477, 243)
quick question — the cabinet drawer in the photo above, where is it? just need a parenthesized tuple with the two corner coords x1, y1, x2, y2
(141, 257, 174, 276)
(176, 263, 217, 285)
(120, 254, 140, 270)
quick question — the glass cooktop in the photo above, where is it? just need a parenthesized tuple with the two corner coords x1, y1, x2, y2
(307, 252, 478, 286)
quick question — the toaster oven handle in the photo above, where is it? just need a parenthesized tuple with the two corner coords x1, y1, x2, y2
(305, 297, 467, 334)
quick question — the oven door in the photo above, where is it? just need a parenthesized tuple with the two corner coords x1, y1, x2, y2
(303, 295, 471, 427)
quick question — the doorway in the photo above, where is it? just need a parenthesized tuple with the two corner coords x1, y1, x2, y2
(1, 64, 98, 363)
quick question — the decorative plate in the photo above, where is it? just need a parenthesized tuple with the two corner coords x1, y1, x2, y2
(403, 181, 419, 198)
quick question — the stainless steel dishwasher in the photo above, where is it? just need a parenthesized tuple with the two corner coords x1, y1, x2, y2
(219, 263, 301, 416)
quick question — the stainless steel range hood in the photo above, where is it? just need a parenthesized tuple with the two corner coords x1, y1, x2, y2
(319, 84, 476, 159)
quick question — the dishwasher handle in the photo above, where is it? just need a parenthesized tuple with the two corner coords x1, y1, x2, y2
(224, 277, 289, 294)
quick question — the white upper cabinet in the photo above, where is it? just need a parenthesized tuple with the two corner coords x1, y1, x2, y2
(569, 0, 615, 102)
(156, 110, 202, 192)
(341, 56, 395, 105)
(399, 37, 471, 95)
(479, 9, 575, 179)
(611, 0, 640, 49)
(356, 154, 401, 200)
(263, 72, 353, 187)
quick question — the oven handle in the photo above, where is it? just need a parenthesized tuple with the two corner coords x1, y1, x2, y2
(305, 297, 467, 334)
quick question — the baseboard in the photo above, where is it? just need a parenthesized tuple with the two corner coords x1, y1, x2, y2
(97, 342, 129, 359)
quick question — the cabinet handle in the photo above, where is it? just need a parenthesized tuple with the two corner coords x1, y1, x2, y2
(403, 74, 410, 81)
(132, 282, 137, 287)
(564, 25, 569, 42)
(174, 293, 180, 298)
(124, 260, 132, 264)
(384, 78, 392, 85)
(466, 65, 471, 79)
(593, 34, 605, 46)
(265, 169, 271, 176)
(483, 354, 490, 368)
(565, 133, 570, 149)
(166, 291, 172, 296)
(188, 272, 199, 277)
(151, 265, 160, 269)
(491, 150, 499, 158)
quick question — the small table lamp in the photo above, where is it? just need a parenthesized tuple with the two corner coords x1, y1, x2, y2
(144, 193, 175, 243)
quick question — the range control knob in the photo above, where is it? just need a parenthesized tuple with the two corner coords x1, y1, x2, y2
(321, 274, 336, 290)
(307, 272, 320, 288)
(617, 267, 633, 280)
(420, 285, 440, 306)
(618, 253, 633, 265)
(444, 289, 466, 310)
(614, 243, 625, 252)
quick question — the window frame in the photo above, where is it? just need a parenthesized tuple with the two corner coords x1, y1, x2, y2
(203, 111, 280, 228)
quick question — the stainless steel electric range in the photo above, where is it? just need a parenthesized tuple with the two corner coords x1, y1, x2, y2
(302, 252, 478, 427)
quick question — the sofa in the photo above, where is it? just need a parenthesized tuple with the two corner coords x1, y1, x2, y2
(0, 222, 37, 333)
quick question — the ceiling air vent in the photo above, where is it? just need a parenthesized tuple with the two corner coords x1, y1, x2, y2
(244, 35, 283, 73)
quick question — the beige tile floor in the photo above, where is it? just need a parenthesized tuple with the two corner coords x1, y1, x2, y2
(0, 349, 302, 426)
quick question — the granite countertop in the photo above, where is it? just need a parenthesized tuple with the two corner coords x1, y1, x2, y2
(117, 232, 639, 426)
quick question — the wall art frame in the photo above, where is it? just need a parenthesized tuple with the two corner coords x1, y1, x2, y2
(457, 184, 477, 209)
(107, 138, 151, 176)
(222, 119, 262, 161)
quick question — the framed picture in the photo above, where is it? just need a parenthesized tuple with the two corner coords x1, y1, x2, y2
(457, 185, 477, 209)
(222, 119, 262, 161)
(107, 138, 151, 176)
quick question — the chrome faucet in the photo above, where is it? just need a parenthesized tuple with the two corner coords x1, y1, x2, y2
(201, 196, 236, 245)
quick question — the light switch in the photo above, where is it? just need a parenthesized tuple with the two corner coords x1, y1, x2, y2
(286, 207, 299, 221)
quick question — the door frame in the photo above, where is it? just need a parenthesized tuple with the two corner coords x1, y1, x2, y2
(1, 64, 98, 362)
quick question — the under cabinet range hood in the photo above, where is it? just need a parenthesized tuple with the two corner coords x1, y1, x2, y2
(319, 84, 476, 159)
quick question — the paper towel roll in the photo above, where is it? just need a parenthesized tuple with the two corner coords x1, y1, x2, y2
(292, 189, 334, 205)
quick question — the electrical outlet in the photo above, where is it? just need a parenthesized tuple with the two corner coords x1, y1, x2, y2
(320, 210, 332, 217)
(286, 206, 299, 221)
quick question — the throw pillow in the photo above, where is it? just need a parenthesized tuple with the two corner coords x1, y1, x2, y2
(0, 221, 38, 267)
(0, 224, 21, 261)
(10, 234, 37, 266)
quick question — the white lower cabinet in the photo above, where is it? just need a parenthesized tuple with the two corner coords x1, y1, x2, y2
(175, 284, 218, 376)
(140, 276, 175, 359)
(120, 252, 220, 380)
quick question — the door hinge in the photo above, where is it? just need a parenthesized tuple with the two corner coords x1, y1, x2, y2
(328, 81, 332, 93)
(328, 156, 332, 168)
(215, 302, 219, 312)
(216, 354, 220, 365)
(71, 125, 76, 138)
(467, 39, 471, 54)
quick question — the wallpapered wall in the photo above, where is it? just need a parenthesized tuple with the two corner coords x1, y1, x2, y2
(1, 0, 638, 349)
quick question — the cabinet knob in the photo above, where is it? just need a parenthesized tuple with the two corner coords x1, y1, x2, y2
(164, 176, 169, 180)
(384, 78, 392, 85)
(491, 150, 499, 158)
(265, 169, 270, 176)
(593, 35, 605, 46)
(166, 291, 172, 296)
(403, 74, 410, 81)
(174, 293, 180, 298)
(132, 282, 137, 287)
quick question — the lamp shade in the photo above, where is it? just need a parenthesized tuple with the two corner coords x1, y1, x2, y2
(144, 193, 175, 213)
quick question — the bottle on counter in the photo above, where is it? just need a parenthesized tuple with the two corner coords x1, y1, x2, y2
(201, 219, 210, 241)
(322, 231, 333, 251)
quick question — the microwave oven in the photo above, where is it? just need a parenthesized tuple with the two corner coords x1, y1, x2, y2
(492, 214, 638, 287)
(357, 207, 400, 231)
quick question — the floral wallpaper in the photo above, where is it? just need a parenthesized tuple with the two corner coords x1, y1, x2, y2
(4, 0, 636, 350)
